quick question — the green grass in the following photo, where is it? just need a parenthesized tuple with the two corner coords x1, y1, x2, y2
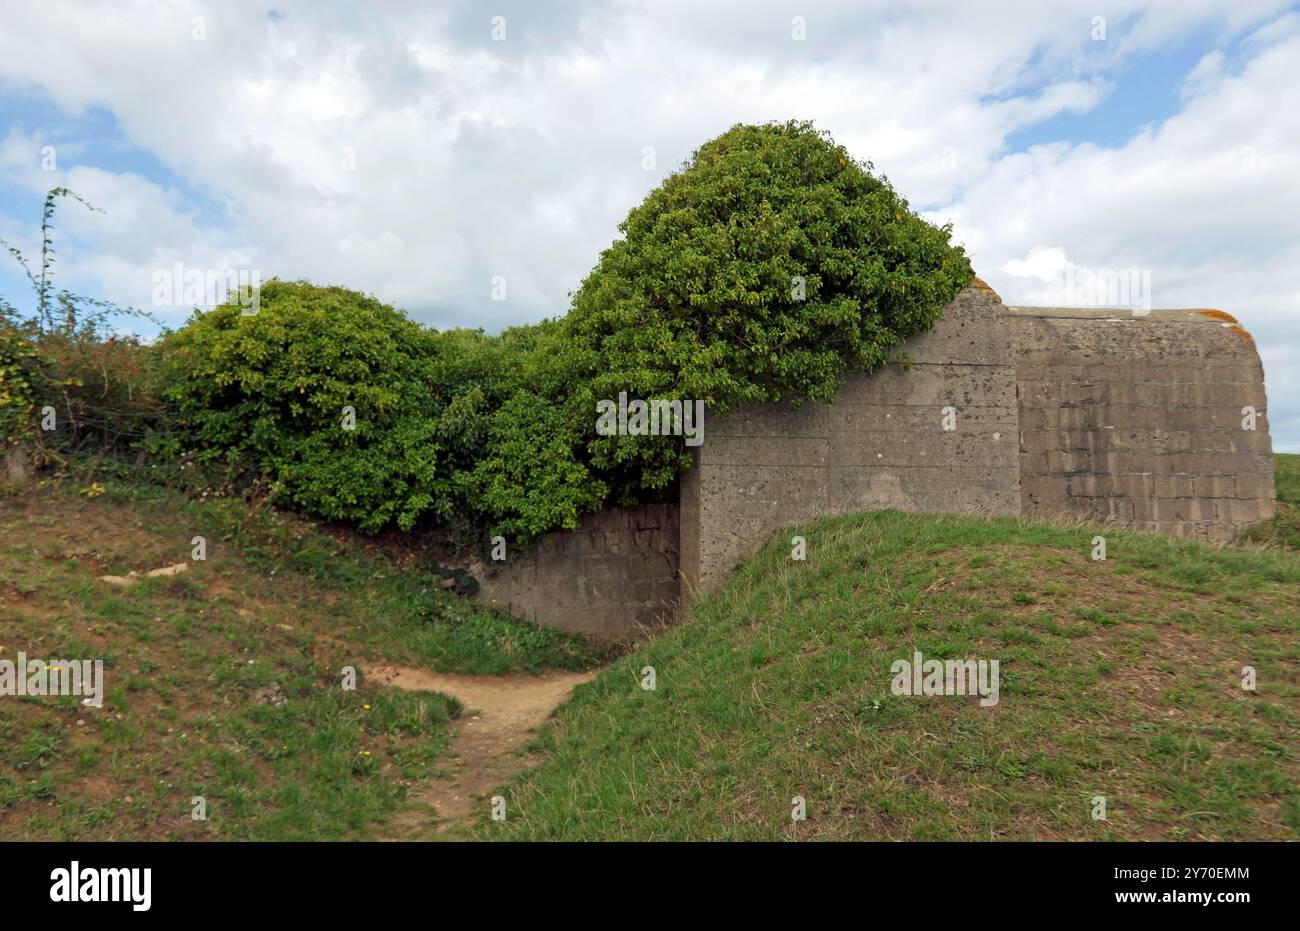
(1242, 452, 1299, 550)
(4, 455, 1296, 841)
(0, 476, 606, 840)
(479, 504, 1300, 840)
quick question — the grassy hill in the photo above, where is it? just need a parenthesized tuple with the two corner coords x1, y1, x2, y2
(2, 456, 1297, 840)
(479, 454, 1300, 840)
(0, 478, 605, 840)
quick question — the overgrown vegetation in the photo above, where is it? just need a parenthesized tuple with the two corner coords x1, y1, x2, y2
(4, 122, 973, 547)
(2, 458, 1295, 840)
(0, 188, 166, 465)
(565, 120, 973, 504)
(0, 476, 606, 840)
(154, 282, 449, 533)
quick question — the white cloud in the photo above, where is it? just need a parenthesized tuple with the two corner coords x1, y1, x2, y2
(0, 0, 1295, 446)
(1182, 49, 1226, 99)
(956, 26, 1300, 448)
(1001, 246, 1070, 283)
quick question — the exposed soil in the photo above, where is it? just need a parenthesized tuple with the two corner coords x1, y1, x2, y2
(367, 664, 597, 838)
(99, 561, 190, 586)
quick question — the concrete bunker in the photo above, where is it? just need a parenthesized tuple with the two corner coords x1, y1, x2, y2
(474, 279, 1275, 638)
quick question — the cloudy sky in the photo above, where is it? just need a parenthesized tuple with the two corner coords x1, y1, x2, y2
(0, 0, 1296, 449)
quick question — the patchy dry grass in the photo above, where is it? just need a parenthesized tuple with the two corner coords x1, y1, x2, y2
(0, 478, 606, 840)
(4, 456, 1296, 842)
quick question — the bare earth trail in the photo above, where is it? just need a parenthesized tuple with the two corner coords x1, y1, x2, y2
(90, 554, 597, 840)
(368, 664, 598, 839)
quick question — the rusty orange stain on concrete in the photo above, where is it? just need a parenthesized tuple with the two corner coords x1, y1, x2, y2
(1199, 309, 1253, 343)
(969, 276, 1004, 302)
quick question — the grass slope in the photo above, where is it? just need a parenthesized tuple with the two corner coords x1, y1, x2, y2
(1243, 452, 1300, 550)
(482, 460, 1300, 840)
(0, 478, 605, 840)
(3, 456, 1296, 841)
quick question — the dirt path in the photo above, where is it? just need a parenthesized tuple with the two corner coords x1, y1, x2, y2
(369, 664, 597, 839)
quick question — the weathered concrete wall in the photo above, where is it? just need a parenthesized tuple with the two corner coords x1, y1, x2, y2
(680, 279, 1020, 599)
(471, 502, 679, 640)
(1013, 307, 1275, 540)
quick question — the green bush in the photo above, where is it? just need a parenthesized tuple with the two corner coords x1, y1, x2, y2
(159, 122, 973, 544)
(463, 385, 607, 540)
(445, 121, 974, 535)
(158, 281, 453, 532)
(564, 119, 973, 500)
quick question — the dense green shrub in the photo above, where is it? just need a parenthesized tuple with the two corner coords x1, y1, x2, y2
(462, 386, 607, 540)
(158, 281, 454, 532)
(563, 119, 973, 500)
(159, 122, 973, 544)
